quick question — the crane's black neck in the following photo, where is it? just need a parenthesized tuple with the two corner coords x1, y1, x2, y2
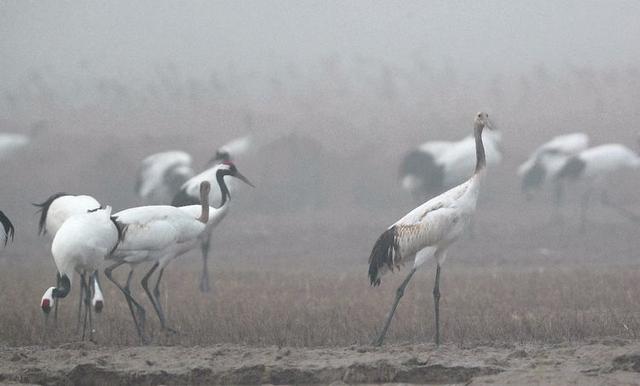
(52, 274, 71, 298)
(215, 169, 231, 208)
(474, 125, 486, 174)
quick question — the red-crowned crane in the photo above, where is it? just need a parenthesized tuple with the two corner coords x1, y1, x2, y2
(172, 148, 253, 292)
(40, 206, 123, 341)
(0, 211, 15, 246)
(107, 162, 253, 342)
(555, 143, 640, 231)
(399, 125, 501, 202)
(369, 112, 494, 346)
(34, 193, 106, 321)
(135, 135, 252, 206)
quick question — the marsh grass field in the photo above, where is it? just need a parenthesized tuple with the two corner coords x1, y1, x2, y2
(2, 204, 640, 348)
(3, 204, 640, 384)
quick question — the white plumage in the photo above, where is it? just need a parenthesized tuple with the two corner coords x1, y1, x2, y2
(556, 143, 640, 230)
(518, 133, 590, 196)
(35, 193, 102, 237)
(106, 162, 252, 341)
(34, 193, 105, 318)
(135, 150, 194, 205)
(399, 129, 502, 201)
(40, 207, 121, 340)
(370, 112, 493, 346)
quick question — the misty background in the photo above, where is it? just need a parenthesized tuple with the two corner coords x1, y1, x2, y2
(1, 0, 640, 269)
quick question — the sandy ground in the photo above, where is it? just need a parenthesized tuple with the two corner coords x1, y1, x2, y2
(1, 339, 640, 385)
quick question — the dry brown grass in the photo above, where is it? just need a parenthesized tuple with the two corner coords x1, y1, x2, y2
(2, 254, 640, 348)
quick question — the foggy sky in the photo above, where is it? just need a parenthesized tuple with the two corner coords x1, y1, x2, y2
(2, 0, 640, 90)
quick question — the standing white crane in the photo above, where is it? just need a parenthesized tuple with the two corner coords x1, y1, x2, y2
(135, 135, 252, 206)
(40, 206, 123, 340)
(555, 143, 640, 231)
(106, 162, 253, 342)
(172, 148, 253, 292)
(34, 193, 106, 321)
(518, 133, 589, 200)
(399, 126, 501, 202)
(0, 211, 15, 246)
(369, 112, 494, 346)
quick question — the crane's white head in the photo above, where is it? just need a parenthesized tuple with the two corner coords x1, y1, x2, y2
(474, 112, 494, 131)
(41, 287, 55, 314)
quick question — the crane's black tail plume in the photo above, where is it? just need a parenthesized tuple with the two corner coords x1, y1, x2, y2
(109, 216, 128, 255)
(0, 211, 15, 246)
(368, 227, 400, 286)
(32, 192, 69, 235)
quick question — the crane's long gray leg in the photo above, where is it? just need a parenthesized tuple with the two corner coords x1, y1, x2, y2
(579, 189, 592, 233)
(76, 272, 86, 333)
(141, 262, 176, 333)
(433, 264, 442, 346)
(152, 267, 177, 333)
(81, 273, 92, 341)
(53, 272, 61, 328)
(105, 261, 147, 344)
(373, 268, 417, 347)
(199, 233, 212, 293)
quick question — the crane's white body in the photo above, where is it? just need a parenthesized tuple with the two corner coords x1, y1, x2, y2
(136, 151, 194, 205)
(178, 203, 229, 239)
(111, 205, 207, 269)
(51, 207, 119, 284)
(375, 171, 483, 282)
(518, 133, 590, 188)
(44, 195, 101, 238)
(0, 133, 29, 161)
(554, 143, 640, 230)
(572, 144, 640, 181)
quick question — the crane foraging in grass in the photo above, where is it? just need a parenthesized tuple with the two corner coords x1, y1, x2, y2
(369, 112, 494, 346)
(40, 206, 123, 341)
(0, 211, 15, 246)
(554, 143, 640, 231)
(107, 161, 253, 342)
(34, 193, 107, 321)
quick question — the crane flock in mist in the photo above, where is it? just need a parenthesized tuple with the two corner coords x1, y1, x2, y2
(1, 111, 640, 346)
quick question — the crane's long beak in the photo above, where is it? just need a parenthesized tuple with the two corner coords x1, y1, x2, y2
(484, 118, 496, 131)
(234, 171, 255, 187)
